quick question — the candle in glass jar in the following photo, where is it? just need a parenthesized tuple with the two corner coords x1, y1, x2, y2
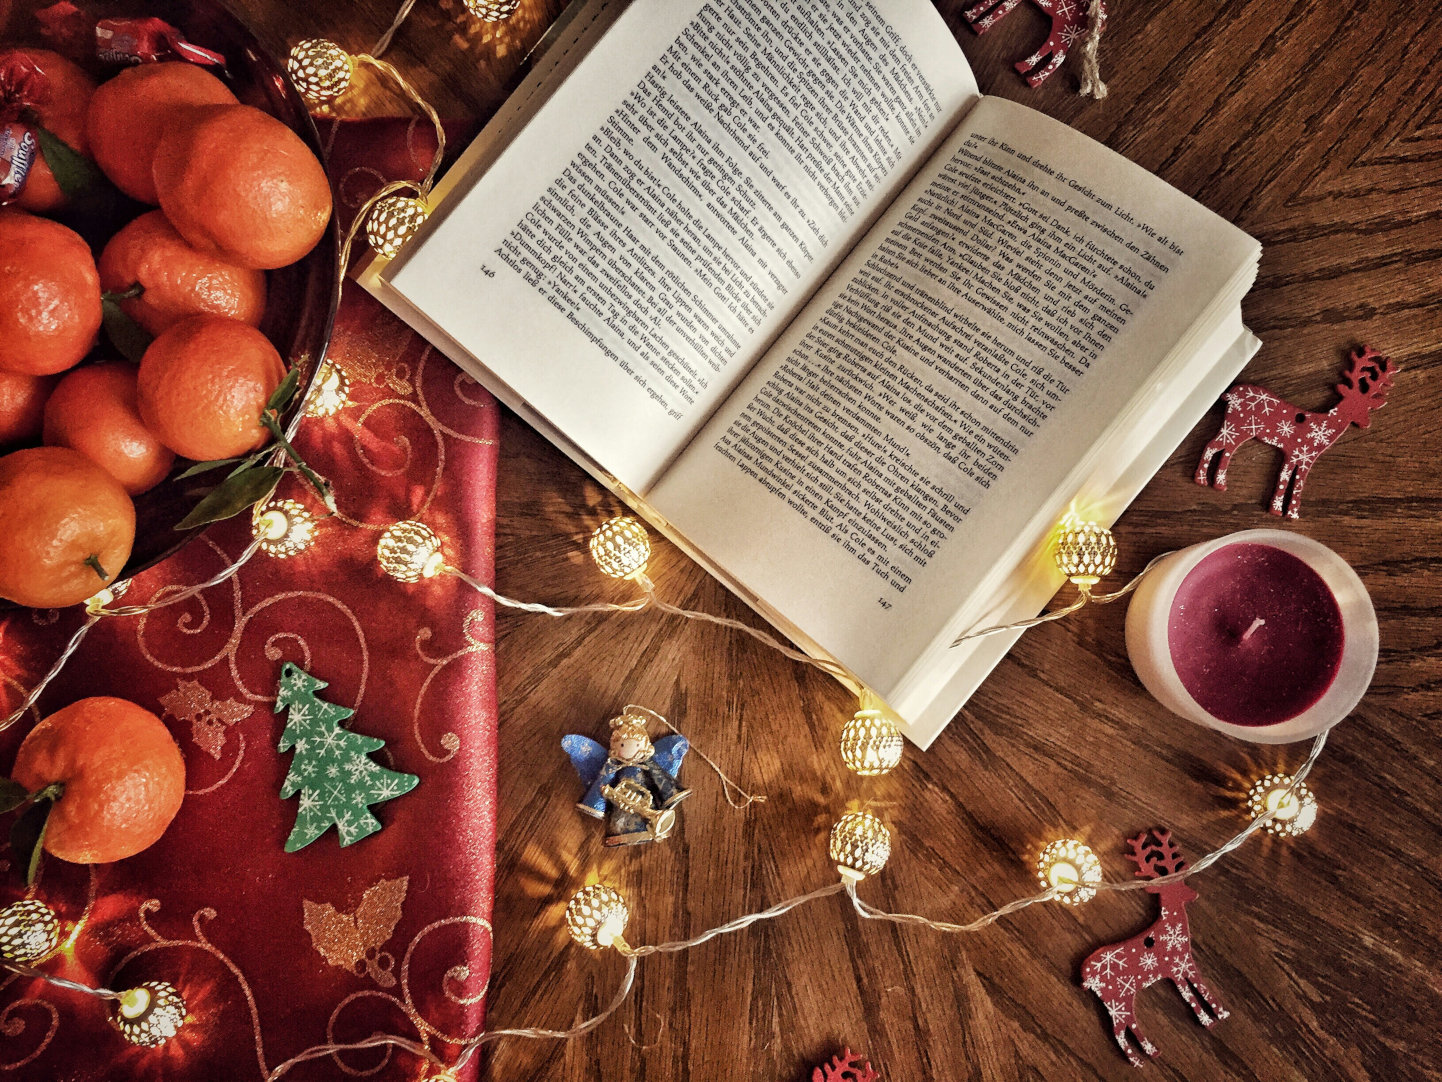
(1124, 530, 1377, 743)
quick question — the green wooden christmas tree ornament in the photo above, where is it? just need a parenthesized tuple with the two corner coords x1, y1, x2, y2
(274, 662, 419, 852)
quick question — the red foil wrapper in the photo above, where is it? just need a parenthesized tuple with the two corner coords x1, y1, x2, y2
(0, 54, 47, 202)
(94, 16, 225, 66)
(0, 121, 38, 201)
(35, 1, 94, 57)
(0, 52, 50, 121)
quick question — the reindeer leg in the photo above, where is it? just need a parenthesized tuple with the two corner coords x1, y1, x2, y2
(1113, 1026, 1145, 1068)
(1172, 977, 1216, 1027)
(1187, 977, 1230, 1025)
(1269, 463, 1294, 517)
(1128, 1020, 1160, 1060)
(1194, 441, 1221, 486)
(1018, 45, 1067, 86)
(1283, 462, 1311, 519)
(1211, 443, 1243, 490)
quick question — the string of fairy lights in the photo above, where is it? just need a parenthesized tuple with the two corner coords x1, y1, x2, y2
(0, 2, 1319, 1071)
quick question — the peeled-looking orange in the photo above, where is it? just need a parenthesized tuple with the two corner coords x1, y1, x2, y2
(43, 361, 175, 495)
(98, 209, 267, 336)
(0, 445, 134, 608)
(0, 209, 102, 376)
(10, 697, 185, 864)
(136, 314, 287, 461)
(85, 61, 237, 204)
(152, 103, 332, 270)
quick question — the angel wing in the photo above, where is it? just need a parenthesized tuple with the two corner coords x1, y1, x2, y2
(561, 734, 609, 784)
(651, 733, 689, 779)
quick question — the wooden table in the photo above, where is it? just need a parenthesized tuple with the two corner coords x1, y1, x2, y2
(240, 2, 1442, 1078)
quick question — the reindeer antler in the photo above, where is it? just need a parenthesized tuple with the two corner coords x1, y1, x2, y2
(1338, 344, 1396, 397)
(1125, 828, 1189, 879)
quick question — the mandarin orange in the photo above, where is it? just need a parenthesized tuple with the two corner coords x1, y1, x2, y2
(0, 209, 101, 375)
(0, 369, 58, 447)
(98, 209, 267, 336)
(85, 61, 236, 204)
(43, 361, 174, 495)
(11, 697, 186, 864)
(0, 445, 133, 607)
(0, 48, 96, 213)
(136, 315, 286, 461)
(152, 103, 332, 270)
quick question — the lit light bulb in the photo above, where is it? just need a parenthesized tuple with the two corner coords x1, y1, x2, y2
(252, 499, 317, 558)
(839, 694, 904, 776)
(286, 38, 354, 104)
(1247, 773, 1317, 838)
(565, 884, 630, 950)
(588, 515, 651, 579)
(1053, 515, 1117, 587)
(0, 899, 59, 963)
(463, 0, 521, 21)
(84, 577, 129, 615)
(377, 521, 445, 582)
(305, 359, 351, 418)
(112, 980, 186, 1047)
(828, 810, 891, 882)
(366, 195, 430, 258)
(1037, 839, 1102, 904)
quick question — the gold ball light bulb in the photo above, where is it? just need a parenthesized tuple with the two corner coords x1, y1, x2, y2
(286, 38, 354, 104)
(0, 899, 60, 963)
(1053, 516, 1117, 587)
(565, 884, 630, 951)
(305, 359, 351, 418)
(112, 980, 187, 1047)
(1037, 839, 1103, 905)
(366, 195, 430, 258)
(839, 694, 904, 776)
(589, 515, 651, 580)
(463, 0, 521, 21)
(828, 810, 891, 882)
(377, 521, 445, 582)
(252, 499, 317, 558)
(1247, 773, 1318, 838)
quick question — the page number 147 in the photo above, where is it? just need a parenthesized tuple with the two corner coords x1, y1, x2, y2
(877, 596, 893, 610)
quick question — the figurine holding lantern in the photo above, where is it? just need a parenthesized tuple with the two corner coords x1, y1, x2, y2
(563, 709, 692, 847)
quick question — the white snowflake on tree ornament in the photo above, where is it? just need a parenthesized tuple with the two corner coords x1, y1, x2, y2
(274, 662, 419, 852)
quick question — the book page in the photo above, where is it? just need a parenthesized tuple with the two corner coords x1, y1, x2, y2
(383, 0, 977, 492)
(651, 96, 1259, 697)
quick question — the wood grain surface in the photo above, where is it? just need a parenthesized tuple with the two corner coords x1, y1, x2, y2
(238, 2, 1442, 1078)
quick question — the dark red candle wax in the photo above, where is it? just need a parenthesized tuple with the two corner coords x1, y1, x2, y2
(1167, 543, 1345, 726)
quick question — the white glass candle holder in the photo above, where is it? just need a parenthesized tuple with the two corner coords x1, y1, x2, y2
(1124, 529, 1377, 743)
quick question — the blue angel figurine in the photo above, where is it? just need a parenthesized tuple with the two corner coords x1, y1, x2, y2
(562, 710, 691, 847)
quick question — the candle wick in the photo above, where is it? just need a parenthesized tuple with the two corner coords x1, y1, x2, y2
(1241, 617, 1266, 642)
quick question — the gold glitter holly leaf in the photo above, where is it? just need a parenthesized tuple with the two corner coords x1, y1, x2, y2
(302, 876, 408, 987)
(159, 679, 254, 759)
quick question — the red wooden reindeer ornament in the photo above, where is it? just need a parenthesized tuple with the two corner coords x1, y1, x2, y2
(1196, 345, 1395, 518)
(962, 0, 1106, 89)
(1080, 829, 1228, 1067)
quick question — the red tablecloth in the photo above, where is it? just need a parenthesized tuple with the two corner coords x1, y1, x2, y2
(0, 117, 498, 1081)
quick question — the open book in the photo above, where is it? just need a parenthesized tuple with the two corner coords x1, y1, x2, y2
(361, 0, 1261, 748)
